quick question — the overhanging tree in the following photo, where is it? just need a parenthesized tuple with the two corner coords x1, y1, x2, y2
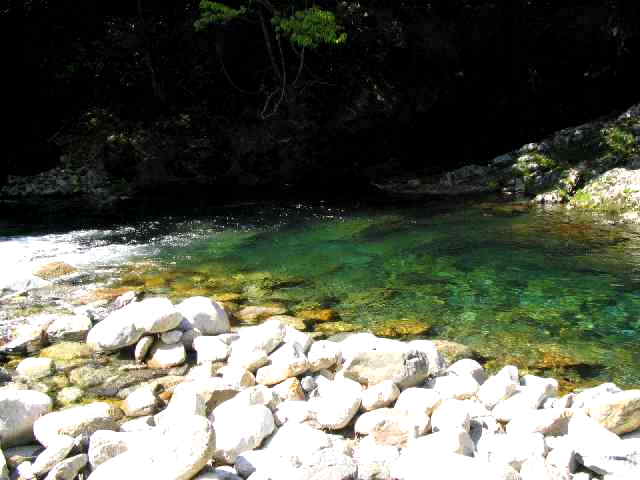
(194, 0, 346, 119)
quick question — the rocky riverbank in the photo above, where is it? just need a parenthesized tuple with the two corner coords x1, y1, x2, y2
(1, 276, 639, 479)
(378, 103, 640, 223)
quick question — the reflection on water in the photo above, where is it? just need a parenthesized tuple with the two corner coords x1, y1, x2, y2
(3, 199, 640, 388)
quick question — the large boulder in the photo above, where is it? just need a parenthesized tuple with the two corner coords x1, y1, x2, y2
(86, 308, 143, 352)
(45, 314, 92, 343)
(44, 453, 88, 480)
(33, 402, 123, 447)
(177, 297, 230, 335)
(213, 404, 275, 464)
(132, 297, 183, 334)
(146, 342, 186, 369)
(340, 349, 430, 389)
(88, 415, 215, 480)
(310, 378, 363, 430)
(0, 389, 53, 448)
(586, 389, 640, 435)
(30, 434, 75, 477)
(15, 357, 55, 379)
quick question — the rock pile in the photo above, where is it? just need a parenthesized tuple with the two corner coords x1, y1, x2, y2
(1, 294, 639, 479)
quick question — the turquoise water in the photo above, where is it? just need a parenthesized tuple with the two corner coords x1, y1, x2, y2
(114, 200, 640, 389)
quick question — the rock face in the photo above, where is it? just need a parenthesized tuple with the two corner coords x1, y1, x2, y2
(177, 296, 230, 334)
(0, 389, 53, 448)
(33, 402, 123, 447)
(340, 349, 430, 389)
(88, 415, 215, 480)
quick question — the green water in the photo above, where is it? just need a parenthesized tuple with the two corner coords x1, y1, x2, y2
(121, 200, 640, 389)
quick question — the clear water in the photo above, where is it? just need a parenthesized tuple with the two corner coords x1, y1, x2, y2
(4, 199, 640, 389)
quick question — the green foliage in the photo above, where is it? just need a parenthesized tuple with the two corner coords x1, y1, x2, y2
(194, 0, 247, 30)
(602, 125, 638, 161)
(272, 7, 347, 48)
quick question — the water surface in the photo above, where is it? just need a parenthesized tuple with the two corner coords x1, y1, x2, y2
(4, 198, 640, 388)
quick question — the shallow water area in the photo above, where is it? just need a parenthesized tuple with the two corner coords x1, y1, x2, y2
(3, 197, 640, 390)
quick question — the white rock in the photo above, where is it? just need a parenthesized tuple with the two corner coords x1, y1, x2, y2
(476, 432, 546, 471)
(431, 399, 472, 433)
(273, 400, 313, 426)
(478, 366, 520, 409)
(0, 315, 54, 354)
(521, 375, 558, 397)
(177, 296, 230, 334)
(261, 422, 339, 462)
(394, 387, 441, 416)
(340, 349, 430, 390)
(45, 315, 92, 343)
(355, 408, 396, 436)
(212, 385, 273, 421)
(286, 448, 357, 480)
(572, 383, 622, 408)
(213, 405, 275, 464)
(361, 380, 400, 411)
(88, 430, 148, 468)
(545, 440, 577, 476)
(227, 349, 270, 372)
(430, 374, 480, 400)
(447, 359, 487, 384)
(519, 457, 553, 480)
(391, 451, 520, 480)
(0, 389, 53, 448)
(193, 336, 230, 363)
(235, 449, 277, 478)
(16, 358, 54, 379)
(568, 412, 638, 476)
(307, 341, 342, 372)
(235, 320, 286, 354)
(271, 378, 305, 405)
(132, 297, 183, 334)
(112, 291, 137, 310)
(31, 434, 75, 476)
(157, 378, 237, 426)
(311, 378, 362, 430)
(33, 402, 122, 447)
(301, 375, 316, 393)
(86, 306, 144, 352)
(493, 385, 552, 423)
(119, 416, 155, 432)
(406, 339, 447, 376)
(408, 428, 474, 456)
(87, 415, 215, 480)
(1, 447, 7, 480)
(181, 328, 202, 350)
(284, 327, 312, 353)
(160, 329, 183, 345)
(506, 408, 573, 436)
(122, 385, 160, 417)
(194, 466, 244, 480)
(56, 387, 83, 406)
(353, 435, 400, 480)
(256, 343, 309, 386)
(44, 454, 87, 480)
(220, 366, 256, 390)
(134, 336, 154, 362)
(586, 389, 640, 435)
(147, 342, 186, 369)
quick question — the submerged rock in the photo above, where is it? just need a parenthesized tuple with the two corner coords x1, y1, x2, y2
(33, 262, 77, 280)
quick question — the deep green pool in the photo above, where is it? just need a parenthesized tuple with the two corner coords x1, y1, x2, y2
(103, 199, 640, 389)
